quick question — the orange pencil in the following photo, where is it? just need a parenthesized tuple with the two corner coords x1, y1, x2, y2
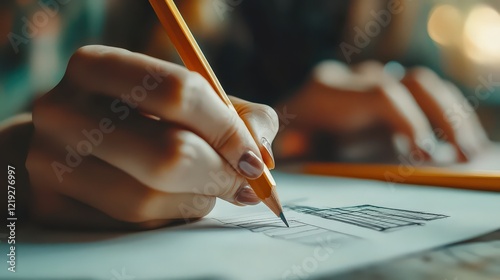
(299, 163, 500, 192)
(149, 0, 288, 226)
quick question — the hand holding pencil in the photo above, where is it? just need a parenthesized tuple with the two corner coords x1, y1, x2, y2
(149, 0, 288, 226)
(25, 44, 280, 228)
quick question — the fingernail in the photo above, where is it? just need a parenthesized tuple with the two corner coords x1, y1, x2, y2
(261, 137, 275, 169)
(238, 151, 265, 179)
(235, 185, 261, 206)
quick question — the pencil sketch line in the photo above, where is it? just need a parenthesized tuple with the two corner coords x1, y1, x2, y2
(285, 205, 448, 232)
(212, 217, 359, 246)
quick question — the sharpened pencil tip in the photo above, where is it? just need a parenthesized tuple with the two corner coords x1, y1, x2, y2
(279, 212, 289, 227)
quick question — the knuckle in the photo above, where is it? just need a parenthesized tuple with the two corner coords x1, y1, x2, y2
(175, 71, 208, 115)
(68, 46, 89, 64)
(66, 46, 94, 78)
(156, 70, 207, 119)
(66, 45, 129, 85)
(148, 129, 198, 186)
(151, 65, 183, 107)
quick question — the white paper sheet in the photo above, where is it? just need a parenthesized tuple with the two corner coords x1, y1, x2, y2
(2, 172, 500, 280)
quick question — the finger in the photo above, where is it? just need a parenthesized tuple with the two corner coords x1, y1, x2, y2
(29, 188, 173, 230)
(32, 99, 259, 206)
(444, 82, 491, 149)
(402, 68, 489, 161)
(286, 62, 380, 132)
(353, 67, 444, 162)
(27, 137, 218, 224)
(230, 96, 279, 169)
(62, 45, 265, 179)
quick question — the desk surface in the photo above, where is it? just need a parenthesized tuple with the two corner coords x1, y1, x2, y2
(332, 230, 500, 280)
(4, 172, 499, 279)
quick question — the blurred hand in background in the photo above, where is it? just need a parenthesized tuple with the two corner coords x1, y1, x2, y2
(274, 61, 491, 164)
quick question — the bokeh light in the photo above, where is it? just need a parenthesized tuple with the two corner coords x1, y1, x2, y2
(463, 4, 500, 64)
(427, 4, 463, 46)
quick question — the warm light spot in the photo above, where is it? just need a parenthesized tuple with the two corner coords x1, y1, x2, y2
(427, 4, 463, 46)
(464, 5, 500, 64)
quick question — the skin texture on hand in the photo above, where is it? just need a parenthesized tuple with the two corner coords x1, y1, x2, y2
(24, 45, 279, 230)
(11, 50, 489, 230)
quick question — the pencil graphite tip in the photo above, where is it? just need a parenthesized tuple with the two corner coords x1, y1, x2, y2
(279, 212, 289, 227)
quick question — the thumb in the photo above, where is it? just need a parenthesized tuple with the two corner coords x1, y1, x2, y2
(230, 96, 279, 169)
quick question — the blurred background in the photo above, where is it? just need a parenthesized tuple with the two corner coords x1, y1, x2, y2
(1, 0, 499, 162)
